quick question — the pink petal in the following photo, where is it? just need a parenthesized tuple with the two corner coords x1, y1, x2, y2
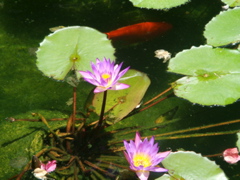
(43, 160, 57, 172)
(136, 170, 149, 180)
(147, 166, 168, 172)
(118, 66, 130, 78)
(123, 151, 131, 165)
(79, 71, 94, 79)
(149, 136, 155, 146)
(135, 132, 142, 149)
(111, 83, 130, 90)
(223, 148, 240, 164)
(157, 151, 171, 159)
(40, 164, 46, 170)
(94, 87, 107, 93)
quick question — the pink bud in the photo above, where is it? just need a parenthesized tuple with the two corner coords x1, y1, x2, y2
(223, 148, 240, 164)
(41, 160, 57, 172)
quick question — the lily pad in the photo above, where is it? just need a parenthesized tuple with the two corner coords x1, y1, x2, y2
(90, 69, 150, 124)
(160, 151, 228, 180)
(168, 45, 240, 105)
(36, 26, 115, 80)
(129, 0, 190, 10)
(204, 7, 240, 46)
(236, 133, 240, 149)
(221, 0, 240, 7)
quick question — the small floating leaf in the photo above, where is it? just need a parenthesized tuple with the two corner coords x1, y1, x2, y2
(36, 26, 115, 80)
(168, 45, 240, 105)
(90, 69, 150, 124)
(204, 7, 240, 46)
(161, 151, 228, 180)
(129, 0, 190, 10)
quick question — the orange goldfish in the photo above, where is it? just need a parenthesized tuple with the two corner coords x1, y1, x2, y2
(105, 22, 172, 43)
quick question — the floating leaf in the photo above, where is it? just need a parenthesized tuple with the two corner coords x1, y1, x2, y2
(168, 45, 240, 105)
(160, 151, 228, 180)
(221, 0, 240, 7)
(36, 26, 115, 80)
(204, 7, 240, 46)
(129, 0, 190, 10)
(236, 133, 240, 150)
(90, 69, 150, 124)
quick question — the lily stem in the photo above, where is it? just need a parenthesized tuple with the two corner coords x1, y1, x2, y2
(97, 90, 108, 127)
(72, 87, 77, 133)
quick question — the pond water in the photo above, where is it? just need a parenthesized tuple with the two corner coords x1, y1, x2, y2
(1, 0, 240, 179)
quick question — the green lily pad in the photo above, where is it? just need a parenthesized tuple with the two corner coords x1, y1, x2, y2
(204, 7, 240, 46)
(236, 133, 240, 149)
(129, 0, 190, 10)
(221, 0, 240, 7)
(36, 26, 115, 80)
(90, 69, 150, 124)
(155, 174, 175, 180)
(160, 151, 228, 180)
(168, 45, 240, 105)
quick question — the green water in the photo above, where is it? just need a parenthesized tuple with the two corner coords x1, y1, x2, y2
(1, 0, 240, 179)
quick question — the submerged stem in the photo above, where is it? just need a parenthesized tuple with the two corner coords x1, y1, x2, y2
(139, 93, 173, 112)
(144, 86, 172, 105)
(153, 118, 240, 138)
(155, 130, 240, 140)
(84, 160, 115, 177)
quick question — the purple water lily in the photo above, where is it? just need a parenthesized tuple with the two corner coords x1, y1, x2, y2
(79, 58, 130, 93)
(123, 132, 171, 180)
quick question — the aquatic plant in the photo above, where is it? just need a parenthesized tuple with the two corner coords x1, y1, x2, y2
(36, 26, 115, 81)
(129, 0, 190, 10)
(79, 58, 130, 93)
(168, 7, 240, 106)
(123, 132, 170, 180)
(33, 159, 57, 180)
(3, 1, 240, 180)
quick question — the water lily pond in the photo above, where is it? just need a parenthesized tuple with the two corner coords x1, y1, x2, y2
(1, 0, 240, 179)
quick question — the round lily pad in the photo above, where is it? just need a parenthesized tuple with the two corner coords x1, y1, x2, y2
(168, 45, 240, 105)
(129, 0, 189, 9)
(36, 26, 115, 80)
(160, 151, 228, 180)
(204, 7, 240, 47)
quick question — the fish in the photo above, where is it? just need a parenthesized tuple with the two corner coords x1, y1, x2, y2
(105, 22, 172, 43)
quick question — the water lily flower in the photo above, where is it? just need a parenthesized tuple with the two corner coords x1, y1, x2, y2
(41, 160, 57, 172)
(33, 160, 57, 180)
(79, 58, 130, 93)
(223, 148, 240, 164)
(123, 132, 171, 180)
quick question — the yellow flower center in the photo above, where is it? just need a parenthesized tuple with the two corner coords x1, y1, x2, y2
(101, 73, 111, 80)
(133, 153, 152, 168)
